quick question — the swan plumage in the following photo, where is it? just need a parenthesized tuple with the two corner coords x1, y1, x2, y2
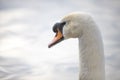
(48, 12, 105, 80)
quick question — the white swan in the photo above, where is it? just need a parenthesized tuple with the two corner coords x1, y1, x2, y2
(48, 12, 105, 80)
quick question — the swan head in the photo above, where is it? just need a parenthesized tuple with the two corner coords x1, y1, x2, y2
(48, 12, 90, 48)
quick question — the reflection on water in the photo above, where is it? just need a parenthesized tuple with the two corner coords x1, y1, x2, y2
(0, 0, 120, 80)
(0, 57, 31, 80)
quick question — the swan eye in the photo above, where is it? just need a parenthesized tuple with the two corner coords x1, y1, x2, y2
(53, 22, 66, 33)
(53, 23, 59, 33)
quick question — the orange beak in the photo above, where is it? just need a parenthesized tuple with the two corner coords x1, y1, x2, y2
(48, 29, 64, 48)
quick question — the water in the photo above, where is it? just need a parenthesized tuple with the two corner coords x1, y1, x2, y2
(0, 0, 120, 80)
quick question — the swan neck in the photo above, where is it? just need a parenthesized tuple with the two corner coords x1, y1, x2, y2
(78, 32, 105, 80)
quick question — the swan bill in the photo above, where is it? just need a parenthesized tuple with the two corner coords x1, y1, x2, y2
(48, 29, 64, 48)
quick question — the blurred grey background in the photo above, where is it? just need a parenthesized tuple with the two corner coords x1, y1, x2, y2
(0, 0, 120, 80)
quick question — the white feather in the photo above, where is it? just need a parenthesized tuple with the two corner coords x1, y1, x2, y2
(61, 12, 105, 80)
